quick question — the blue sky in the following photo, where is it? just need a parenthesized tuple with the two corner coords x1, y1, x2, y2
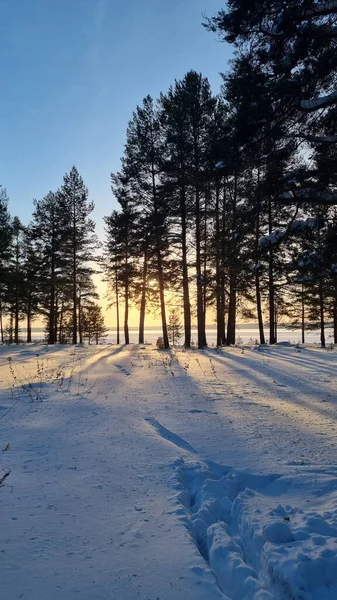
(0, 0, 231, 237)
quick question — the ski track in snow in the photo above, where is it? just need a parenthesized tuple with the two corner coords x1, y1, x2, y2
(0, 343, 337, 599)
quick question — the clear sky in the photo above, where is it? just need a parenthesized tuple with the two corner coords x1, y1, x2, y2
(0, 0, 231, 238)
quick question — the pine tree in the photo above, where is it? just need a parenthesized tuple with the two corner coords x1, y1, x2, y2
(7, 217, 25, 344)
(82, 303, 108, 345)
(31, 191, 67, 344)
(0, 187, 13, 341)
(60, 166, 98, 344)
(104, 197, 135, 345)
(123, 96, 170, 348)
(21, 230, 41, 342)
(103, 210, 121, 344)
(167, 310, 183, 346)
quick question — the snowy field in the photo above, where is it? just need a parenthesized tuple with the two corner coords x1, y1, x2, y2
(1, 343, 337, 599)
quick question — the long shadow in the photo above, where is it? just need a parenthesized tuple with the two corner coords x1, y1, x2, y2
(203, 349, 337, 423)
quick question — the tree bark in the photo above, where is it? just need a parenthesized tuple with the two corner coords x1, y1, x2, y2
(268, 199, 276, 345)
(333, 298, 337, 345)
(220, 180, 227, 345)
(180, 187, 191, 348)
(124, 225, 130, 345)
(319, 284, 326, 348)
(215, 182, 222, 346)
(115, 264, 120, 345)
(124, 286, 129, 345)
(78, 291, 83, 344)
(255, 165, 265, 345)
(14, 295, 19, 345)
(301, 285, 305, 344)
(9, 313, 13, 344)
(226, 173, 238, 346)
(27, 293, 32, 343)
(156, 248, 169, 348)
(227, 269, 236, 345)
(72, 205, 77, 345)
(0, 303, 3, 343)
(151, 147, 169, 348)
(48, 213, 56, 345)
(256, 274, 265, 345)
(139, 241, 148, 344)
(203, 190, 208, 325)
(196, 186, 207, 348)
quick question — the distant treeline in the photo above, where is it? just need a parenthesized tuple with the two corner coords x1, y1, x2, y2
(0, 168, 107, 345)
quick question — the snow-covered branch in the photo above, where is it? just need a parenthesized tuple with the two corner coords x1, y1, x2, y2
(260, 2, 337, 37)
(278, 189, 337, 205)
(305, 1, 337, 18)
(298, 133, 337, 144)
(300, 90, 337, 112)
(259, 218, 325, 250)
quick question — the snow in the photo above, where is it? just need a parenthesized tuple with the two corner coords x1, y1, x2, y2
(259, 229, 285, 249)
(259, 218, 324, 249)
(300, 89, 337, 111)
(1, 343, 337, 599)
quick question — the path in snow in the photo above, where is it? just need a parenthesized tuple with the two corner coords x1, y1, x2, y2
(1, 343, 337, 599)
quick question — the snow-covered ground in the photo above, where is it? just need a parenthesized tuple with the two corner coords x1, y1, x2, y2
(1, 343, 337, 599)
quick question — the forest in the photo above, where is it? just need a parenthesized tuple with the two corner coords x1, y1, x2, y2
(1, 1, 337, 349)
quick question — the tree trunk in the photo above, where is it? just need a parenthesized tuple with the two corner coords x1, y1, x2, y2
(0, 303, 3, 343)
(215, 183, 222, 347)
(72, 282, 77, 344)
(124, 285, 130, 345)
(157, 249, 169, 348)
(333, 298, 337, 345)
(14, 295, 19, 345)
(151, 151, 169, 348)
(255, 174, 265, 345)
(196, 187, 206, 348)
(220, 181, 227, 345)
(226, 173, 238, 346)
(268, 200, 276, 345)
(301, 285, 305, 344)
(48, 279, 55, 344)
(124, 229, 130, 345)
(139, 241, 148, 344)
(58, 298, 64, 344)
(72, 208, 77, 345)
(319, 284, 326, 348)
(27, 293, 32, 343)
(227, 269, 236, 345)
(203, 191, 208, 326)
(54, 295, 58, 345)
(9, 313, 13, 344)
(256, 274, 265, 345)
(78, 291, 83, 344)
(115, 268, 120, 345)
(180, 187, 191, 348)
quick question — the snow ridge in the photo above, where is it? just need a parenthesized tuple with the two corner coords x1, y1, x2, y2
(171, 459, 337, 600)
